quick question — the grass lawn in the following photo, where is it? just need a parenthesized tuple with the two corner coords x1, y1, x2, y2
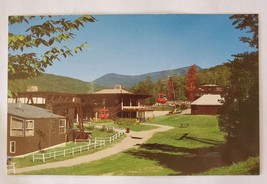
(199, 156, 259, 175)
(19, 115, 259, 175)
(88, 122, 158, 132)
(12, 129, 125, 168)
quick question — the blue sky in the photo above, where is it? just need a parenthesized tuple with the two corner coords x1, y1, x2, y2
(9, 14, 255, 82)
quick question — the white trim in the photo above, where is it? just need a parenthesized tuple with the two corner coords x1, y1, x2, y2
(9, 141, 16, 153)
(59, 119, 66, 134)
(25, 120, 34, 136)
(10, 116, 24, 137)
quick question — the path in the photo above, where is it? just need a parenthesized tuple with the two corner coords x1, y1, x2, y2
(15, 123, 173, 174)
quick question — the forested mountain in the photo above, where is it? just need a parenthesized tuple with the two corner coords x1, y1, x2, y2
(93, 65, 202, 88)
(8, 73, 104, 94)
(8, 64, 230, 99)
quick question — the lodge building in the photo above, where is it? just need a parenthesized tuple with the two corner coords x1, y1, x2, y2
(7, 85, 152, 156)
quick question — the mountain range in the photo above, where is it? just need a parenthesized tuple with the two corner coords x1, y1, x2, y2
(9, 65, 202, 94)
(93, 65, 202, 88)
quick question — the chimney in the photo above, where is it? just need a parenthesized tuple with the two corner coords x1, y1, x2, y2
(114, 84, 122, 90)
(27, 86, 38, 92)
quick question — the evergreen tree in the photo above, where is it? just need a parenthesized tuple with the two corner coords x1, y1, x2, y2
(218, 14, 259, 155)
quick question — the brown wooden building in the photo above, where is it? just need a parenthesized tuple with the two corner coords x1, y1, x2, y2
(194, 84, 224, 100)
(8, 103, 66, 157)
(8, 85, 152, 140)
(191, 94, 223, 115)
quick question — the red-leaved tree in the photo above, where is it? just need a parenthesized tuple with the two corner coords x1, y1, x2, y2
(186, 65, 197, 101)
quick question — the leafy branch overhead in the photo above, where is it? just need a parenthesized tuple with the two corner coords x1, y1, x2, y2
(229, 14, 258, 49)
(8, 15, 96, 80)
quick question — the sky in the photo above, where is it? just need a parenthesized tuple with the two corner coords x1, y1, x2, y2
(9, 14, 256, 82)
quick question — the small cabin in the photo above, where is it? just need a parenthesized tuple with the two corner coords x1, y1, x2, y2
(7, 103, 67, 157)
(191, 94, 223, 115)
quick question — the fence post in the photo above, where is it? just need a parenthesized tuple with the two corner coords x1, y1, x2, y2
(42, 153, 45, 162)
(110, 137, 112, 143)
(75, 139, 77, 145)
(12, 163, 16, 174)
(87, 144, 90, 151)
(32, 154, 35, 162)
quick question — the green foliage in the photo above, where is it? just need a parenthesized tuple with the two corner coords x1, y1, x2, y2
(130, 76, 155, 104)
(8, 15, 95, 86)
(196, 65, 231, 86)
(218, 52, 259, 151)
(8, 73, 105, 94)
(86, 125, 95, 131)
(218, 14, 259, 156)
(230, 14, 258, 48)
(114, 118, 139, 126)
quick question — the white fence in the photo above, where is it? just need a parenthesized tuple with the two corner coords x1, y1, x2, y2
(32, 131, 124, 163)
(7, 163, 16, 174)
(95, 131, 124, 143)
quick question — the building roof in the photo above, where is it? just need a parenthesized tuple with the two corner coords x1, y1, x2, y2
(201, 84, 221, 87)
(191, 94, 223, 106)
(8, 103, 65, 119)
(94, 88, 133, 94)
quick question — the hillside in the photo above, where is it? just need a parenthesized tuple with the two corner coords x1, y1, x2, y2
(94, 65, 202, 88)
(8, 73, 104, 94)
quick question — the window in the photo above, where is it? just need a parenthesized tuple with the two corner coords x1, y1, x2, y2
(25, 120, 34, 136)
(59, 119, 66, 134)
(10, 141, 16, 153)
(10, 117, 24, 137)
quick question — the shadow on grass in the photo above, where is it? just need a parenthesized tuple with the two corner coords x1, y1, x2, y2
(126, 138, 259, 175)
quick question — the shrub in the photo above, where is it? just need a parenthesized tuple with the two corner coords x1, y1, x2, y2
(100, 125, 107, 131)
(86, 125, 95, 131)
(114, 118, 140, 126)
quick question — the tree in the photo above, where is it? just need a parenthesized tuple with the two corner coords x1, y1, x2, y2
(8, 15, 96, 95)
(130, 76, 155, 105)
(229, 14, 258, 48)
(186, 65, 197, 101)
(218, 14, 259, 155)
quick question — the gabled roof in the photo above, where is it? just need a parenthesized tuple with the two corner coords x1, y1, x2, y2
(93, 88, 132, 94)
(8, 103, 65, 119)
(191, 94, 223, 106)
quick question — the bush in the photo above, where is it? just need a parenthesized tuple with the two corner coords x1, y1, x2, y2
(86, 125, 95, 131)
(100, 125, 107, 131)
(114, 118, 140, 126)
(179, 103, 189, 110)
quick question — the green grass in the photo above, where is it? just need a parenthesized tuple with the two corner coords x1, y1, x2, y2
(19, 115, 259, 176)
(115, 124, 157, 131)
(88, 122, 158, 132)
(148, 115, 226, 148)
(22, 149, 177, 176)
(199, 156, 259, 175)
(13, 130, 125, 168)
